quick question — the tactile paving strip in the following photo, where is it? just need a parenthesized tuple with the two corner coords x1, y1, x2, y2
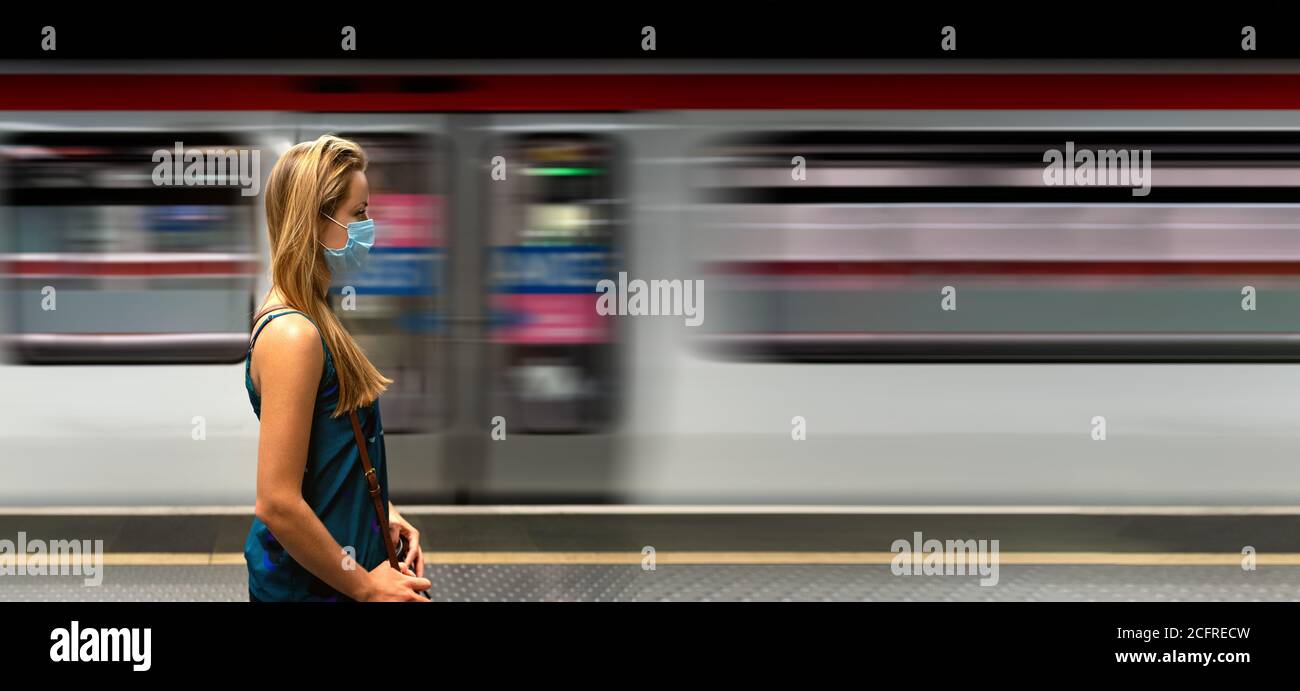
(1, 564, 1297, 602)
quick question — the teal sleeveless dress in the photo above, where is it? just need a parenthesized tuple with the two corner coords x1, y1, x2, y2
(243, 308, 390, 602)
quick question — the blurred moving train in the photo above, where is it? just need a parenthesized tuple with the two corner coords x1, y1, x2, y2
(4, 69, 1300, 506)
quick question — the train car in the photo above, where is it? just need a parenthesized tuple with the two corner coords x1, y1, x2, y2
(2, 70, 1300, 506)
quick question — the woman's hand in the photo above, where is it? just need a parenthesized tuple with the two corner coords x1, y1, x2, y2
(363, 561, 431, 602)
(389, 506, 425, 580)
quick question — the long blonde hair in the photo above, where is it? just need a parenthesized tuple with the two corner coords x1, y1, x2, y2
(263, 134, 391, 415)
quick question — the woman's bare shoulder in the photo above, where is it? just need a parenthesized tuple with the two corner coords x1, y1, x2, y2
(252, 313, 324, 376)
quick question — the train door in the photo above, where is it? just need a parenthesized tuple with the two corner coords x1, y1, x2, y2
(477, 125, 627, 500)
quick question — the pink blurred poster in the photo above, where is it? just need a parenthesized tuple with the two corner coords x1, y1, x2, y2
(492, 293, 612, 344)
(370, 193, 442, 248)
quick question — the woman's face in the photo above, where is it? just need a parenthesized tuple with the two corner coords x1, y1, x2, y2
(320, 169, 370, 250)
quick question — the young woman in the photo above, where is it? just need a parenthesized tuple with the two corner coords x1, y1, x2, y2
(244, 134, 431, 602)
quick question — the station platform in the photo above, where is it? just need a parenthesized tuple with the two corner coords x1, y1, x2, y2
(1, 508, 1297, 602)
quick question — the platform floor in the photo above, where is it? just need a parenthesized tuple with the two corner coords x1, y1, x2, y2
(2, 563, 1299, 602)
(1, 510, 1297, 602)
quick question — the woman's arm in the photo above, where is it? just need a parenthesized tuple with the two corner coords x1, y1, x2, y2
(252, 315, 429, 601)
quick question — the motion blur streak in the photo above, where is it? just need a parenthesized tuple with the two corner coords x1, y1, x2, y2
(2, 75, 1300, 508)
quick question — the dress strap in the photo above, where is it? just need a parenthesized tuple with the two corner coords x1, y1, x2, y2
(249, 309, 310, 350)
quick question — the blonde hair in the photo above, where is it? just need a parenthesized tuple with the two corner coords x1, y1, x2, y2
(263, 134, 391, 416)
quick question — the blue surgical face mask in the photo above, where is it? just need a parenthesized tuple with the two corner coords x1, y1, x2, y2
(319, 212, 375, 274)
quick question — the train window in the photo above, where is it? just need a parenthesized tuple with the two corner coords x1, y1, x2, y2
(692, 131, 1300, 361)
(485, 133, 622, 433)
(2, 132, 258, 363)
(326, 132, 448, 433)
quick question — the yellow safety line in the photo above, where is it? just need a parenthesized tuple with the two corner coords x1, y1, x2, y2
(422, 551, 1300, 566)
(4, 551, 1297, 567)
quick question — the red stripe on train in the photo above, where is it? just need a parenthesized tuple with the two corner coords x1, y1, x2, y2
(1, 74, 1300, 110)
(2, 259, 259, 276)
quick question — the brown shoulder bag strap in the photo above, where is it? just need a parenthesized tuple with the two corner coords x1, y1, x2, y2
(349, 409, 401, 570)
(252, 303, 291, 324)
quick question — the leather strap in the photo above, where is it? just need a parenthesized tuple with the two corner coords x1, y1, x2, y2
(252, 302, 291, 325)
(349, 409, 401, 570)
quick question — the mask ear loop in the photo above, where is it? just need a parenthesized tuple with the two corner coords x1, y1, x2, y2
(319, 211, 348, 250)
